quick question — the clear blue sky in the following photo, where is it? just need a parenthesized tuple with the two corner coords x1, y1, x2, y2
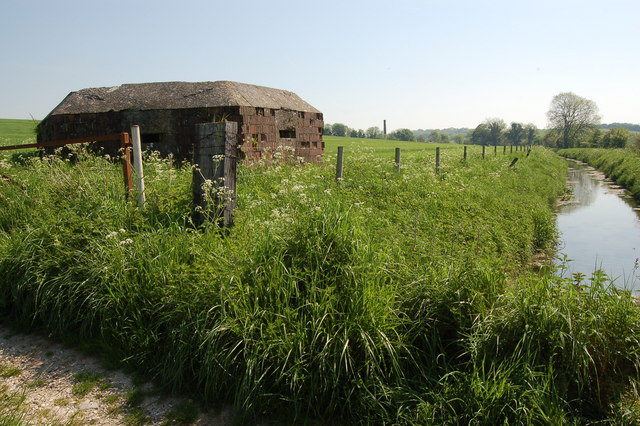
(1, 0, 638, 131)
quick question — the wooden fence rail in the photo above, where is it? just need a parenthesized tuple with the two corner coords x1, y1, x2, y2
(0, 133, 134, 196)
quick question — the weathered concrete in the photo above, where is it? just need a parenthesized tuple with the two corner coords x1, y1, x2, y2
(192, 122, 238, 227)
(38, 81, 324, 163)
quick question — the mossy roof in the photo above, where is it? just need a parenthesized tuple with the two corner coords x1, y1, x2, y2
(47, 81, 320, 115)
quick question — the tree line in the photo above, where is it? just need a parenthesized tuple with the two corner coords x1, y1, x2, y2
(323, 123, 466, 143)
(470, 120, 539, 146)
(325, 92, 639, 149)
(323, 123, 382, 139)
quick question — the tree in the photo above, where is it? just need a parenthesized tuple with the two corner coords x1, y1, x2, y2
(542, 130, 559, 148)
(366, 126, 382, 139)
(589, 128, 602, 147)
(485, 118, 506, 146)
(547, 92, 601, 148)
(633, 133, 640, 152)
(453, 134, 465, 144)
(506, 122, 524, 146)
(416, 134, 427, 143)
(428, 130, 442, 143)
(524, 124, 538, 146)
(602, 127, 631, 148)
(471, 123, 490, 146)
(426, 130, 450, 144)
(332, 123, 348, 137)
(323, 123, 333, 136)
(389, 128, 415, 141)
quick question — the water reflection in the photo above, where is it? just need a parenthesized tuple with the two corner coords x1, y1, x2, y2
(556, 160, 640, 290)
(561, 167, 600, 212)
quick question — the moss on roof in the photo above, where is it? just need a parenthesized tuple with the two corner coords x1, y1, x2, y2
(49, 81, 320, 115)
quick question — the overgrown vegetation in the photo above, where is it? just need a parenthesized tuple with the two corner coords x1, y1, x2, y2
(1, 124, 639, 423)
(558, 148, 640, 202)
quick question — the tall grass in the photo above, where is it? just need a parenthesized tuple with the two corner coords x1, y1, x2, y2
(1, 138, 639, 423)
(0, 388, 28, 426)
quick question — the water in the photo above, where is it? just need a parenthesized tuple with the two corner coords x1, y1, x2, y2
(556, 160, 640, 291)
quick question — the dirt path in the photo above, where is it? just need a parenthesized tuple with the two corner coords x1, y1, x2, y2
(0, 324, 235, 425)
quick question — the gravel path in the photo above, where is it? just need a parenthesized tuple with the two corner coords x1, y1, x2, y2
(0, 324, 235, 425)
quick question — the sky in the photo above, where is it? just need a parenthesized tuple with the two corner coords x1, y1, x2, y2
(1, 0, 638, 132)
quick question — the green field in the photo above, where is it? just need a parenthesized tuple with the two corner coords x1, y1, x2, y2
(0, 118, 38, 146)
(1, 119, 640, 423)
(323, 135, 463, 155)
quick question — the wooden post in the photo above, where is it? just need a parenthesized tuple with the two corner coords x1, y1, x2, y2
(503, 145, 506, 154)
(482, 145, 486, 159)
(336, 146, 344, 181)
(130, 125, 146, 209)
(463, 145, 467, 161)
(192, 121, 237, 227)
(510, 145, 513, 153)
(119, 133, 134, 197)
(395, 147, 401, 173)
(435, 147, 441, 175)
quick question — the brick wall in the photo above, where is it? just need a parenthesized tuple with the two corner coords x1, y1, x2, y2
(38, 106, 324, 164)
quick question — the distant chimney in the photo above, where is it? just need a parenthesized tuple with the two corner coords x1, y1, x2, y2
(383, 120, 387, 135)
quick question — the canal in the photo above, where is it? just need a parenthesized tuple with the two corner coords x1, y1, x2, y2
(556, 159, 640, 291)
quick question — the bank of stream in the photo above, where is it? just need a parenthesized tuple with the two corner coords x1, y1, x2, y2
(556, 159, 640, 291)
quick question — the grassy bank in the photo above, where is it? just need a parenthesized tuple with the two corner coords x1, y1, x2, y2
(1, 127, 639, 423)
(558, 148, 640, 202)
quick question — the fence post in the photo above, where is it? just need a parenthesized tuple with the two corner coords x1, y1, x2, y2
(119, 133, 134, 197)
(436, 147, 441, 175)
(510, 145, 513, 153)
(192, 121, 237, 227)
(482, 145, 486, 159)
(130, 125, 146, 209)
(336, 146, 344, 181)
(503, 145, 506, 154)
(395, 147, 401, 173)
(494, 145, 497, 156)
(463, 145, 467, 161)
